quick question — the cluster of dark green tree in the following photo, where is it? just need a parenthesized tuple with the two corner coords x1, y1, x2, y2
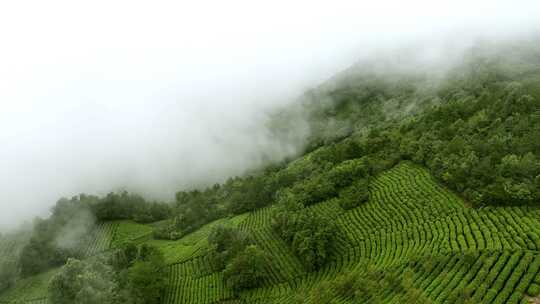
(154, 163, 310, 240)
(155, 137, 377, 243)
(157, 134, 380, 275)
(18, 198, 94, 276)
(307, 75, 540, 207)
(91, 192, 171, 223)
(273, 206, 336, 271)
(48, 243, 166, 304)
(298, 52, 540, 207)
(92, 76, 400, 247)
(268, 157, 374, 270)
(398, 81, 540, 206)
(271, 152, 375, 211)
(19, 192, 169, 276)
(206, 226, 268, 292)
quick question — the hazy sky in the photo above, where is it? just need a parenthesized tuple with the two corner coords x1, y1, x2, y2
(1, 0, 540, 230)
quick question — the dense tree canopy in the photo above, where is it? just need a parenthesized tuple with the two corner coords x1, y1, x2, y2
(208, 225, 252, 270)
(223, 245, 268, 292)
(273, 205, 336, 270)
(48, 243, 166, 304)
(49, 258, 118, 304)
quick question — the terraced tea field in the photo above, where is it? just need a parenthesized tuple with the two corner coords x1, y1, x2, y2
(81, 221, 118, 257)
(109, 220, 154, 248)
(161, 162, 540, 304)
(4, 162, 540, 304)
(0, 267, 59, 304)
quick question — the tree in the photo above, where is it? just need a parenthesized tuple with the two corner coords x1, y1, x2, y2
(48, 258, 117, 304)
(127, 260, 166, 304)
(338, 178, 370, 210)
(327, 158, 370, 188)
(223, 245, 268, 292)
(109, 242, 138, 270)
(208, 226, 251, 270)
(290, 212, 336, 270)
(273, 209, 336, 270)
(124, 244, 166, 304)
(48, 244, 167, 304)
(0, 259, 18, 292)
(20, 237, 69, 276)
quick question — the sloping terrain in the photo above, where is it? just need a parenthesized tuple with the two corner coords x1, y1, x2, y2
(0, 220, 150, 304)
(1, 39, 540, 304)
(5, 158, 539, 304)
(159, 162, 540, 304)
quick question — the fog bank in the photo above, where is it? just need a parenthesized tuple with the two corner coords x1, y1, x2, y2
(1, 0, 540, 230)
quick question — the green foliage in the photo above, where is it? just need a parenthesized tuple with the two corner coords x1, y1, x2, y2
(331, 266, 407, 302)
(338, 177, 370, 210)
(398, 81, 540, 206)
(19, 197, 95, 276)
(223, 245, 268, 292)
(204, 226, 268, 293)
(273, 207, 336, 270)
(18, 193, 168, 277)
(294, 54, 540, 208)
(48, 258, 117, 304)
(310, 281, 337, 304)
(276, 158, 372, 209)
(227, 175, 278, 214)
(127, 257, 166, 304)
(92, 192, 171, 223)
(287, 174, 337, 207)
(332, 271, 360, 298)
(327, 158, 371, 188)
(142, 161, 540, 304)
(0, 260, 18, 293)
(158, 166, 284, 241)
(109, 242, 138, 270)
(528, 283, 540, 296)
(208, 226, 252, 270)
(47, 244, 166, 304)
(129, 46, 540, 303)
(0, 267, 60, 303)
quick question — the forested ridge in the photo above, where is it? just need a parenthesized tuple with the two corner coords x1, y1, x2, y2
(1, 40, 540, 303)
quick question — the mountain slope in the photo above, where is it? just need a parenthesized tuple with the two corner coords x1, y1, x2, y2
(161, 162, 540, 304)
(2, 39, 540, 304)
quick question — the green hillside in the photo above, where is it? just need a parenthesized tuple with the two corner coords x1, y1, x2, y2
(6, 163, 540, 304)
(160, 162, 540, 304)
(1, 39, 540, 304)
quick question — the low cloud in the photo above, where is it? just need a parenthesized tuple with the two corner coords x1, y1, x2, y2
(55, 208, 96, 251)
